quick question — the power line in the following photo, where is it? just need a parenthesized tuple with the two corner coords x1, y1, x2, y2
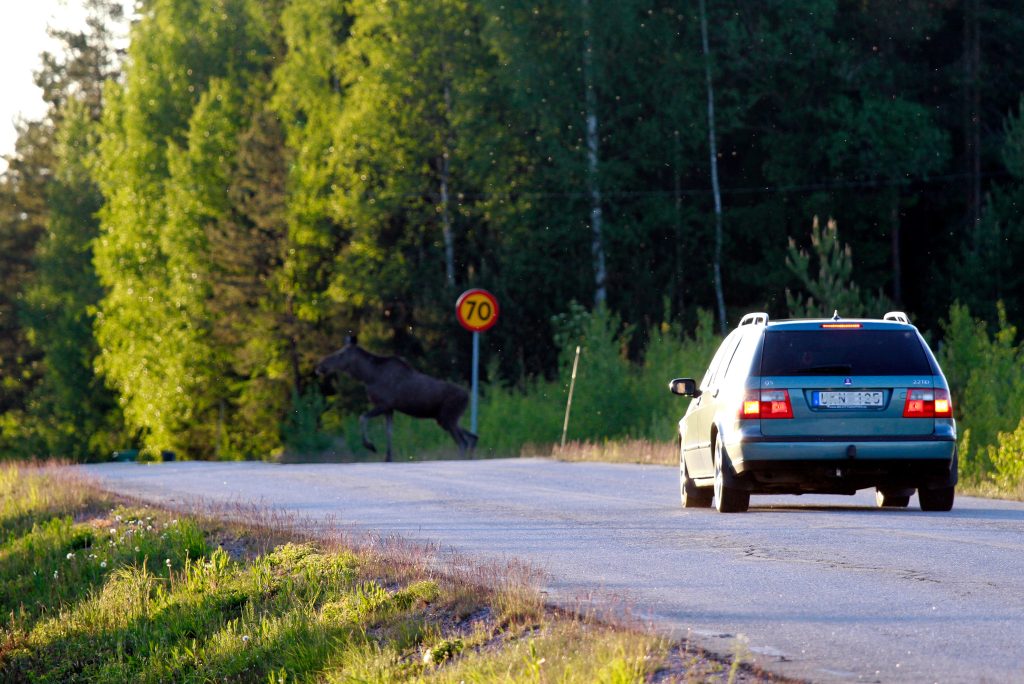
(446, 169, 1011, 202)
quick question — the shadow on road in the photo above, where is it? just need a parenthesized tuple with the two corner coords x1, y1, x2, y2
(750, 503, 1024, 521)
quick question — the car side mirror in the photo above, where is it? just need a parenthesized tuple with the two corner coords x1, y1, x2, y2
(669, 378, 701, 398)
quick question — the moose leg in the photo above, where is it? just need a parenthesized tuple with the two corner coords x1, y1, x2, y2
(359, 406, 390, 455)
(438, 392, 474, 458)
(446, 425, 468, 458)
(384, 411, 394, 463)
(461, 429, 479, 457)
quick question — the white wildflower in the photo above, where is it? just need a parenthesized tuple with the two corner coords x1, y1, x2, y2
(165, 558, 172, 566)
(422, 649, 433, 664)
(53, 570, 58, 579)
(109, 528, 117, 535)
(66, 552, 75, 560)
(242, 635, 250, 644)
(114, 515, 122, 522)
(134, 546, 140, 553)
(100, 561, 107, 568)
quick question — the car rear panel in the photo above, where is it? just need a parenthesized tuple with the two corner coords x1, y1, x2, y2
(759, 375, 936, 437)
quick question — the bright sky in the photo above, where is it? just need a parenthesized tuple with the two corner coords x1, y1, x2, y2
(0, 0, 132, 171)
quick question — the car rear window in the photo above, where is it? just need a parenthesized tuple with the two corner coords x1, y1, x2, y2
(761, 330, 932, 376)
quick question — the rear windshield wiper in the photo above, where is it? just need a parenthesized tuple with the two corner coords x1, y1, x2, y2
(791, 364, 853, 375)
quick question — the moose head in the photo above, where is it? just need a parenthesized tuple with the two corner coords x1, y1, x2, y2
(314, 334, 359, 380)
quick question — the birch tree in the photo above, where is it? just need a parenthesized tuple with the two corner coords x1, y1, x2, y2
(580, 0, 606, 306)
(698, 0, 727, 334)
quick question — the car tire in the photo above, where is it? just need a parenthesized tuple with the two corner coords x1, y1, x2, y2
(875, 488, 912, 508)
(918, 485, 955, 512)
(681, 458, 713, 508)
(713, 438, 749, 513)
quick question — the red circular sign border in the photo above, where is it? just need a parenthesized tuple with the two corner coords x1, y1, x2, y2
(456, 288, 500, 332)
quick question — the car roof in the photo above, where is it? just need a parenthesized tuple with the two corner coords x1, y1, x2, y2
(762, 319, 917, 332)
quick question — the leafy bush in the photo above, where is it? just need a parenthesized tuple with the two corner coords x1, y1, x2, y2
(281, 388, 333, 456)
(939, 302, 1024, 480)
(988, 417, 1024, 488)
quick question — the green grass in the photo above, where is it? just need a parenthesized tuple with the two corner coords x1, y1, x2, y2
(0, 462, 783, 683)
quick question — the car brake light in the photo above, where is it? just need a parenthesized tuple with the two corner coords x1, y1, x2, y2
(739, 390, 794, 419)
(903, 388, 952, 418)
(820, 323, 862, 329)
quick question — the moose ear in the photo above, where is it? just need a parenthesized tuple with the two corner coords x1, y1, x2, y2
(345, 334, 358, 347)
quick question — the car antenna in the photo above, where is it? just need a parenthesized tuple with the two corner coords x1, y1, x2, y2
(832, 310, 841, 321)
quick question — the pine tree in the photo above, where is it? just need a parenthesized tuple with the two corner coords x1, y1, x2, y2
(960, 96, 1024, 324)
(785, 216, 890, 319)
(206, 97, 305, 457)
(22, 101, 124, 459)
(0, 125, 52, 458)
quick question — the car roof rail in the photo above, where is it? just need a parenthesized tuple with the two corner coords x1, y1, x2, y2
(739, 312, 769, 327)
(883, 311, 910, 324)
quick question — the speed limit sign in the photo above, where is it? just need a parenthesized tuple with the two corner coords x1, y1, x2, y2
(456, 289, 499, 435)
(456, 289, 499, 332)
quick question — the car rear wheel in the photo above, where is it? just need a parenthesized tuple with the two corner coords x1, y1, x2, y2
(918, 485, 955, 512)
(713, 439, 749, 513)
(875, 488, 912, 508)
(681, 459, 713, 508)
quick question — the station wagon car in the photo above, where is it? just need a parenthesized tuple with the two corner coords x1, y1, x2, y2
(669, 312, 957, 512)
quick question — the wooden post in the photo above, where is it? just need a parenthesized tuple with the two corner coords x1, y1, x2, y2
(561, 345, 582, 447)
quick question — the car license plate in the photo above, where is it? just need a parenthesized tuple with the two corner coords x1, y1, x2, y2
(812, 391, 884, 408)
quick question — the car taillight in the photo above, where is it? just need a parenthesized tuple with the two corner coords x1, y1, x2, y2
(903, 388, 952, 418)
(740, 389, 794, 419)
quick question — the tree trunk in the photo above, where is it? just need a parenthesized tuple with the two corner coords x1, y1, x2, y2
(440, 81, 455, 289)
(890, 191, 902, 306)
(287, 296, 303, 395)
(699, 0, 727, 334)
(673, 129, 685, 318)
(963, 0, 982, 231)
(581, 0, 607, 307)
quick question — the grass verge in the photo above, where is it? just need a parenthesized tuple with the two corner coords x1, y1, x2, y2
(955, 478, 1024, 502)
(1, 461, 788, 683)
(546, 439, 676, 467)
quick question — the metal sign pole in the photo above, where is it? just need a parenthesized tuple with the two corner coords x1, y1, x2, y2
(471, 330, 480, 434)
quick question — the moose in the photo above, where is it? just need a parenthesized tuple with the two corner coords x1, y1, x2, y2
(314, 336, 478, 461)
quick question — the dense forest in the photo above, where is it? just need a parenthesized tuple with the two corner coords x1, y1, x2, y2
(2, 0, 1024, 467)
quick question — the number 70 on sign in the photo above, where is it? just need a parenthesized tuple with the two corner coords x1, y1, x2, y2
(456, 289, 499, 332)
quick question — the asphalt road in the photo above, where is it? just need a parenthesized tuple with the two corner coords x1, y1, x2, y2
(82, 459, 1024, 683)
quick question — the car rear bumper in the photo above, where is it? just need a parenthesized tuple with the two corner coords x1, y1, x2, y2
(724, 436, 957, 493)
